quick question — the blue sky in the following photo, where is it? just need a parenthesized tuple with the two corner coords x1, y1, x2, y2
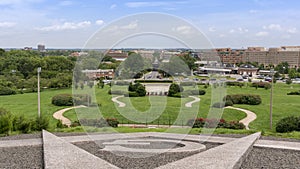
(0, 0, 300, 48)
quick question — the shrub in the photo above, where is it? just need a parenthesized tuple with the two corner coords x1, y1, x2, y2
(225, 121, 246, 129)
(32, 115, 50, 131)
(187, 118, 205, 128)
(127, 82, 146, 97)
(70, 120, 81, 127)
(183, 90, 206, 96)
(172, 93, 185, 98)
(225, 100, 233, 106)
(108, 90, 127, 95)
(0, 86, 16, 95)
(52, 94, 92, 106)
(276, 116, 300, 133)
(187, 118, 245, 130)
(79, 118, 119, 128)
(226, 82, 244, 87)
(251, 82, 271, 89)
(212, 102, 225, 108)
(127, 92, 139, 97)
(168, 83, 183, 97)
(287, 91, 300, 95)
(56, 120, 68, 128)
(0, 108, 13, 135)
(225, 94, 261, 105)
(52, 94, 73, 106)
(73, 94, 91, 106)
(106, 118, 119, 128)
(12, 115, 32, 134)
(286, 78, 292, 85)
(135, 84, 146, 96)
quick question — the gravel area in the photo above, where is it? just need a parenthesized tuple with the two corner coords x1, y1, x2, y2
(0, 145, 43, 169)
(0, 133, 41, 141)
(74, 141, 220, 169)
(241, 147, 300, 169)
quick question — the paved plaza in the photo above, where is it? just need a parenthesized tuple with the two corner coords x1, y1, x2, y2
(1, 131, 300, 168)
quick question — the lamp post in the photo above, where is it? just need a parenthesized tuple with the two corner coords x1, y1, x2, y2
(37, 67, 41, 118)
(270, 69, 274, 130)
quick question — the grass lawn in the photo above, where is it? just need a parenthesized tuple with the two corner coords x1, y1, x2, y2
(0, 88, 72, 129)
(1, 82, 300, 138)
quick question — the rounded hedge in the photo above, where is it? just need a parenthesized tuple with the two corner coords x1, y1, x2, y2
(52, 94, 73, 106)
(225, 94, 261, 105)
(276, 116, 300, 133)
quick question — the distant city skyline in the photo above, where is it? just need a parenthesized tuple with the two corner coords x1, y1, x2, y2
(0, 0, 300, 48)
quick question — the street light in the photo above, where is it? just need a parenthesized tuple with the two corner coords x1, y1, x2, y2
(37, 67, 41, 118)
(270, 69, 274, 130)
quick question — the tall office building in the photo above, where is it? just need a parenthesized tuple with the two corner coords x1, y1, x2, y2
(37, 44, 46, 52)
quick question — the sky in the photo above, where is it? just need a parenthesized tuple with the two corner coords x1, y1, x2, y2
(0, 0, 300, 49)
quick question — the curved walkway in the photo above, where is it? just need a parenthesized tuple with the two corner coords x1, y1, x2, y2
(111, 96, 126, 107)
(225, 106, 257, 130)
(185, 96, 201, 108)
(112, 95, 200, 108)
(53, 105, 86, 127)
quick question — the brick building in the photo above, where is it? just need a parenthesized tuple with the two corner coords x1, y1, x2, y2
(82, 69, 114, 80)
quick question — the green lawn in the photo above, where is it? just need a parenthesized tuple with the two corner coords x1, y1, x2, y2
(1, 82, 300, 137)
(0, 88, 72, 129)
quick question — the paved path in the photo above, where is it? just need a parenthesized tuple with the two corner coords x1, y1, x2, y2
(185, 96, 200, 107)
(112, 96, 126, 107)
(225, 106, 257, 130)
(52, 105, 86, 127)
(112, 95, 200, 108)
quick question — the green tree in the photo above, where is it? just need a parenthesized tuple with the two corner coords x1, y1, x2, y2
(121, 53, 144, 79)
(289, 68, 298, 79)
(275, 62, 289, 74)
(168, 83, 183, 96)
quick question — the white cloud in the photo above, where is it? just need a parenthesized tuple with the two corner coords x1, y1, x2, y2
(172, 25, 192, 35)
(219, 34, 226, 38)
(256, 31, 269, 37)
(120, 21, 138, 30)
(229, 27, 248, 34)
(0, 22, 16, 28)
(263, 24, 282, 31)
(59, 1, 73, 6)
(110, 4, 117, 9)
(208, 27, 216, 32)
(125, 1, 187, 8)
(36, 21, 91, 31)
(126, 1, 166, 8)
(287, 27, 297, 34)
(0, 0, 43, 6)
(249, 10, 258, 14)
(95, 20, 104, 26)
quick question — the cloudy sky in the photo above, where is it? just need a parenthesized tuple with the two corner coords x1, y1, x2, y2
(0, 0, 300, 49)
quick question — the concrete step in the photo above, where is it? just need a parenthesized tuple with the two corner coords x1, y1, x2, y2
(156, 132, 261, 169)
(42, 130, 119, 169)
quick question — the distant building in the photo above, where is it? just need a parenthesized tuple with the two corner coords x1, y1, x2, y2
(216, 48, 245, 64)
(136, 50, 155, 59)
(69, 52, 88, 57)
(23, 47, 33, 51)
(242, 47, 300, 68)
(238, 64, 258, 76)
(106, 51, 128, 61)
(37, 44, 46, 52)
(82, 69, 114, 80)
